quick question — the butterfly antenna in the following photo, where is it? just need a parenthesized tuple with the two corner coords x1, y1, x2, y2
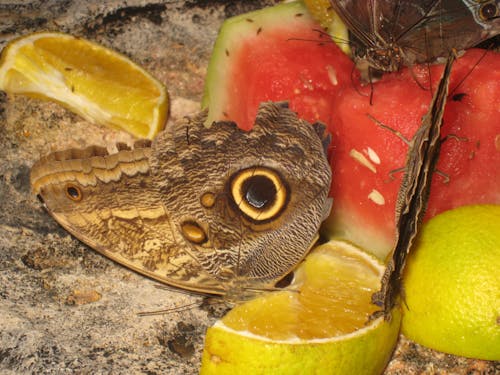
(287, 28, 352, 48)
(423, 29, 434, 95)
(137, 300, 204, 317)
(242, 284, 300, 295)
(368, 67, 375, 105)
(449, 48, 489, 97)
(350, 62, 371, 99)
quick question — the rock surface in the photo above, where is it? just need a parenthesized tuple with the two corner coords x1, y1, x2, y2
(0, 1, 497, 374)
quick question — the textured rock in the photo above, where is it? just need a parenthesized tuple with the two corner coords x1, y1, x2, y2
(0, 1, 497, 373)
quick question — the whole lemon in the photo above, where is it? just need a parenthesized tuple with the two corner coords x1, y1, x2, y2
(402, 205, 500, 360)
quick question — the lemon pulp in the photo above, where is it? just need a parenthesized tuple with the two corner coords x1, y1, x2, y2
(222, 241, 381, 340)
(0, 32, 168, 139)
(201, 240, 401, 375)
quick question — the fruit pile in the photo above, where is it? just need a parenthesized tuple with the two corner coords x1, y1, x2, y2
(0, 0, 498, 372)
(201, 1, 499, 258)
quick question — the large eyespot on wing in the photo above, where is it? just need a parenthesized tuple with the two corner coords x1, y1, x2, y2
(479, 1, 499, 21)
(228, 166, 289, 223)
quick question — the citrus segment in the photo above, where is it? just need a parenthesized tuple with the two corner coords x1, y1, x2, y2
(0, 32, 168, 139)
(201, 240, 401, 374)
(302, 0, 350, 54)
(402, 205, 500, 360)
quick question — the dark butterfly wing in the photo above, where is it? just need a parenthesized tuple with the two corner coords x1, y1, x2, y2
(400, 1, 500, 63)
(330, 0, 439, 67)
(395, 0, 500, 65)
(330, 0, 500, 70)
(371, 53, 455, 319)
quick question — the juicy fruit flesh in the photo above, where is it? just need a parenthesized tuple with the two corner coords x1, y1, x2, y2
(202, 1, 354, 131)
(302, 0, 350, 54)
(203, 0, 500, 262)
(221, 242, 382, 340)
(324, 49, 500, 258)
(0, 32, 167, 139)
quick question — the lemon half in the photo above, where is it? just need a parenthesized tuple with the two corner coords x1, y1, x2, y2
(0, 32, 168, 139)
(303, 0, 350, 55)
(201, 240, 401, 375)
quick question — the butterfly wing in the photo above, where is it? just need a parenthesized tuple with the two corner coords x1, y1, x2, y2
(330, 0, 500, 69)
(330, 1, 438, 63)
(32, 102, 332, 298)
(31, 142, 225, 295)
(372, 54, 455, 317)
(396, 0, 500, 64)
(150, 102, 332, 291)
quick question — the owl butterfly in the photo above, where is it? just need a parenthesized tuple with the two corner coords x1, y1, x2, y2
(330, 0, 500, 72)
(30, 102, 332, 301)
(371, 53, 455, 319)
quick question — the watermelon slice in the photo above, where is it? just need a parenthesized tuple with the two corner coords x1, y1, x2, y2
(202, 0, 355, 130)
(325, 49, 500, 257)
(203, 1, 500, 258)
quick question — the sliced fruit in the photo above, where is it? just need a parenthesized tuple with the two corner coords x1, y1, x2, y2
(203, 1, 499, 259)
(302, 0, 351, 54)
(402, 205, 500, 360)
(0, 32, 168, 139)
(202, 0, 354, 130)
(200, 240, 401, 375)
(323, 49, 500, 258)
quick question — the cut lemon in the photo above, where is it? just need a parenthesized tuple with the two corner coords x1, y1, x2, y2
(0, 32, 168, 139)
(200, 240, 401, 375)
(303, 0, 351, 55)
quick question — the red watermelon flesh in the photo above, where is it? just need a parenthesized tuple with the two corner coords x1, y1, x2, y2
(202, 1, 355, 130)
(203, 2, 500, 259)
(324, 49, 500, 257)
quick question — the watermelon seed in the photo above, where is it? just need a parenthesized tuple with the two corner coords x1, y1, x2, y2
(365, 147, 380, 165)
(326, 65, 338, 86)
(256, 27, 262, 35)
(349, 149, 377, 173)
(452, 92, 467, 102)
(495, 135, 500, 151)
(368, 189, 385, 205)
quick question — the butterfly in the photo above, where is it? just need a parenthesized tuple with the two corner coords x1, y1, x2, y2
(371, 53, 455, 318)
(30, 101, 332, 302)
(330, 0, 500, 71)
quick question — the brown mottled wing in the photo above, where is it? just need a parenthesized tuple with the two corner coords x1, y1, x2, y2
(330, 0, 500, 68)
(372, 54, 455, 318)
(150, 102, 332, 292)
(31, 102, 332, 299)
(30, 142, 224, 295)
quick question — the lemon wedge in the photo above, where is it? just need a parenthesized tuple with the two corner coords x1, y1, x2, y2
(303, 0, 350, 55)
(201, 240, 401, 374)
(0, 32, 168, 139)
